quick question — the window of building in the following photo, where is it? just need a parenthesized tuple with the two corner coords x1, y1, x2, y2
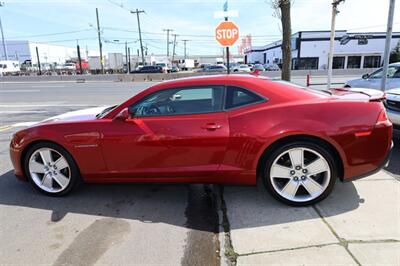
(225, 87, 264, 109)
(347, 56, 361, 69)
(292, 57, 319, 70)
(333, 57, 345, 69)
(363, 56, 381, 68)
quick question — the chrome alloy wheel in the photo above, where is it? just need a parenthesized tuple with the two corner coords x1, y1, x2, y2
(269, 147, 331, 203)
(28, 148, 71, 193)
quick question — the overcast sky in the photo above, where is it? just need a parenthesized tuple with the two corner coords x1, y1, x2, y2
(1, 0, 399, 56)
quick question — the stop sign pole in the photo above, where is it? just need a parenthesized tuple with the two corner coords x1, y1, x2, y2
(225, 16, 230, 74)
(215, 20, 239, 74)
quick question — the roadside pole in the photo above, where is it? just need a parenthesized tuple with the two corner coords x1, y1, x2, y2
(0, 2, 8, 61)
(163, 28, 173, 59)
(95, 8, 104, 74)
(131, 9, 145, 65)
(182, 39, 189, 59)
(327, 0, 344, 90)
(172, 34, 177, 63)
(125, 41, 128, 74)
(35, 46, 41, 75)
(77, 44, 83, 75)
(214, 1, 238, 75)
(0, 17, 7, 60)
(128, 47, 131, 73)
(225, 16, 230, 74)
(380, 0, 396, 92)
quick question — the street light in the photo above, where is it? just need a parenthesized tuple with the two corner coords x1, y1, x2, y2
(380, 0, 396, 91)
(0, 1, 8, 60)
(327, 0, 345, 90)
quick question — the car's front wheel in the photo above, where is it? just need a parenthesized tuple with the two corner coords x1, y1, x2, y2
(24, 142, 80, 196)
(263, 141, 337, 206)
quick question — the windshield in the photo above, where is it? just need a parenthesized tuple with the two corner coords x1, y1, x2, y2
(96, 105, 118, 118)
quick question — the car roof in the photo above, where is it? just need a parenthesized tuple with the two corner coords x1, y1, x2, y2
(150, 74, 273, 93)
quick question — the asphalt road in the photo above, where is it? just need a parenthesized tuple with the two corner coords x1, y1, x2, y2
(0, 80, 399, 265)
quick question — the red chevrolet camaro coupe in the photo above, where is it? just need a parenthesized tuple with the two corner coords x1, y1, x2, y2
(10, 75, 393, 206)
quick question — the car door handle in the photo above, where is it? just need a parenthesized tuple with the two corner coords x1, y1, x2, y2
(201, 123, 222, 131)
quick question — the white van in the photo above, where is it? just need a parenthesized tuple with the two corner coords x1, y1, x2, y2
(0, 60, 20, 76)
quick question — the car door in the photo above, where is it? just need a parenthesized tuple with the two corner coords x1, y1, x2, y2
(100, 85, 229, 178)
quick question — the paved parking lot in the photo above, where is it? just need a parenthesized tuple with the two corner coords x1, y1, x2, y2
(0, 80, 399, 265)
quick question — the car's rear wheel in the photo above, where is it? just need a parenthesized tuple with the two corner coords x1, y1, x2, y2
(24, 142, 80, 196)
(263, 141, 337, 206)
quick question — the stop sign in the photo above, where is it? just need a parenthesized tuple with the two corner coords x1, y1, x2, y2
(215, 21, 239, 47)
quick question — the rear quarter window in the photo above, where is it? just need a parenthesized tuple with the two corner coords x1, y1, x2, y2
(225, 86, 265, 109)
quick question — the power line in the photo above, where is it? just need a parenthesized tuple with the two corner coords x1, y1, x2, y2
(6, 29, 93, 39)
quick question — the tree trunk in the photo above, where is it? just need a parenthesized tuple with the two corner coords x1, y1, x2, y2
(280, 0, 292, 81)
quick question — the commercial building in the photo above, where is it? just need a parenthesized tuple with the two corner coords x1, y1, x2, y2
(244, 30, 400, 70)
(0, 40, 97, 64)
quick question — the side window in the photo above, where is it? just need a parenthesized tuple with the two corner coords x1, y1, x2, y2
(388, 66, 400, 78)
(225, 86, 264, 109)
(130, 86, 224, 117)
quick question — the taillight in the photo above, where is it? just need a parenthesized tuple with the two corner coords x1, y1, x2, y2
(376, 109, 389, 125)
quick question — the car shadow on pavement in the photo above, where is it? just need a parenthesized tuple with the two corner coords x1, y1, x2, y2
(0, 170, 361, 232)
(384, 135, 400, 177)
(221, 180, 361, 231)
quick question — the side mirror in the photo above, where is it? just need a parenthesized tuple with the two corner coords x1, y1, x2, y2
(362, 73, 369, 79)
(114, 107, 130, 121)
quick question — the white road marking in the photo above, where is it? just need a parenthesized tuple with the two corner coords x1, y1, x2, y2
(0, 90, 41, 93)
(0, 104, 93, 108)
(0, 111, 47, 114)
(12, 122, 38, 127)
(30, 85, 65, 88)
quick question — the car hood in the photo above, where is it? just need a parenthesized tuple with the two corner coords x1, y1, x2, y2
(386, 88, 400, 96)
(344, 78, 364, 86)
(41, 106, 110, 124)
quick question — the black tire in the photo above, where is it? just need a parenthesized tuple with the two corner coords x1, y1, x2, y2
(263, 141, 337, 206)
(23, 142, 81, 196)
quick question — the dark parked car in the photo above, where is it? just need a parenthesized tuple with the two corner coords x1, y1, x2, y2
(131, 65, 163, 74)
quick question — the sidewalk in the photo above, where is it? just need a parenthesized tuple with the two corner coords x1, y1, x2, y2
(221, 170, 400, 265)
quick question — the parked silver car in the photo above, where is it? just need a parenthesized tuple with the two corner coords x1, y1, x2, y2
(385, 88, 400, 134)
(344, 62, 400, 90)
(345, 62, 400, 134)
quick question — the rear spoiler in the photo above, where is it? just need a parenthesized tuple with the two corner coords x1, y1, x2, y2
(332, 87, 386, 102)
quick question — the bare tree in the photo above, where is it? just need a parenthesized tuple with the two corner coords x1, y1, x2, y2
(271, 0, 292, 81)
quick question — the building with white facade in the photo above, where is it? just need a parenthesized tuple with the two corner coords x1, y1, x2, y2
(244, 30, 400, 70)
(0, 40, 98, 64)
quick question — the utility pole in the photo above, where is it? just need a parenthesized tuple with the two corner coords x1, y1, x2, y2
(35, 46, 41, 75)
(77, 44, 83, 75)
(95, 8, 104, 74)
(172, 34, 178, 63)
(124, 42, 128, 73)
(327, 0, 345, 90)
(163, 29, 173, 57)
(128, 47, 131, 73)
(0, 2, 8, 61)
(182, 39, 189, 59)
(131, 9, 145, 65)
(381, 0, 396, 92)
